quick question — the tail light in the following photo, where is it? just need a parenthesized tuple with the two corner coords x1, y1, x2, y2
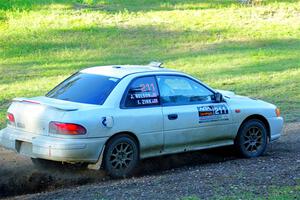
(275, 108, 281, 117)
(7, 113, 15, 125)
(22, 100, 40, 104)
(49, 122, 86, 135)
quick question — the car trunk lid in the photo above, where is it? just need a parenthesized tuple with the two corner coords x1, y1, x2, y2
(8, 96, 80, 135)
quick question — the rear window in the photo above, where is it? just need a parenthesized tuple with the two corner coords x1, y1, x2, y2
(46, 73, 119, 105)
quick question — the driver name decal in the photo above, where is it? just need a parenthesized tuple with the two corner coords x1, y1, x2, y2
(197, 104, 229, 123)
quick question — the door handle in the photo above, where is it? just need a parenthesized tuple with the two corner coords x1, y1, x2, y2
(168, 114, 178, 120)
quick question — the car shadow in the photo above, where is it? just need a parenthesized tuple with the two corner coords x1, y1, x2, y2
(136, 145, 239, 176)
(0, 145, 276, 198)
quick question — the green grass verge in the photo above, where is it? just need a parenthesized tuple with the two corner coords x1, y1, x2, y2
(214, 185, 300, 200)
(181, 185, 300, 200)
(0, 0, 300, 128)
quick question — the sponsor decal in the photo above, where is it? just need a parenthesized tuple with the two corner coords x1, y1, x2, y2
(197, 104, 229, 123)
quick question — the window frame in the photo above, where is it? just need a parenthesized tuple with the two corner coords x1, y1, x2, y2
(120, 75, 162, 109)
(155, 74, 217, 107)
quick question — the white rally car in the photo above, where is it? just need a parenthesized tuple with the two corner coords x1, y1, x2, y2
(0, 62, 283, 178)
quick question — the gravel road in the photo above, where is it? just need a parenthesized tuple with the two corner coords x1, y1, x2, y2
(1, 123, 300, 200)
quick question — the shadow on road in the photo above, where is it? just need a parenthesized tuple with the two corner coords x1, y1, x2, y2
(138, 145, 239, 175)
(0, 145, 241, 198)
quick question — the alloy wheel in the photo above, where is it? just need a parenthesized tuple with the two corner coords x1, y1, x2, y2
(243, 126, 263, 153)
(109, 142, 134, 170)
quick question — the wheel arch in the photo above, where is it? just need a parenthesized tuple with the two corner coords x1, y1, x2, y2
(238, 114, 271, 141)
(104, 131, 141, 156)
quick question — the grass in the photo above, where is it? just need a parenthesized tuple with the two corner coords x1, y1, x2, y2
(181, 185, 300, 200)
(0, 0, 300, 128)
(211, 185, 300, 200)
(181, 196, 199, 200)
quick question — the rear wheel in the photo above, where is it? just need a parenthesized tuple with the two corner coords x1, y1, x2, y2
(104, 135, 139, 178)
(236, 119, 268, 158)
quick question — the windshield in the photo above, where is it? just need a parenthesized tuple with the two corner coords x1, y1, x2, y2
(46, 73, 119, 105)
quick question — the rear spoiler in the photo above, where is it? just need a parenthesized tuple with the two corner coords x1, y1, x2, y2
(12, 98, 79, 111)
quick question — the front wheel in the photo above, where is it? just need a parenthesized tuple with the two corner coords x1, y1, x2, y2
(236, 119, 268, 158)
(104, 135, 139, 178)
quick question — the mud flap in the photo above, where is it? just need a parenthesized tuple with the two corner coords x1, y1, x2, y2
(88, 145, 105, 170)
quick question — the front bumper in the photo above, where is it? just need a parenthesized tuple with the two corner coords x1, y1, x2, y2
(0, 127, 107, 163)
(268, 116, 284, 142)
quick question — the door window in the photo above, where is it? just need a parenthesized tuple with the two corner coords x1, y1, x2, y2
(124, 76, 160, 108)
(157, 75, 214, 106)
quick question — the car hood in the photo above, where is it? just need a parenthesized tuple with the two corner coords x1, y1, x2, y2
(216, 89, 236, 98)
(216, 89, 276, 109)
(216, 89, 253, 100)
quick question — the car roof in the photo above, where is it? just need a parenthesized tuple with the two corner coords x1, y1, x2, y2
(80, 65, 176, 78)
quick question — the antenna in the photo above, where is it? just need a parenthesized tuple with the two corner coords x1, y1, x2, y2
(148, 61, 164, 68)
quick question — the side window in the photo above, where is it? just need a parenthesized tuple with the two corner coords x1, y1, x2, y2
(157, 75, 214, 106)
(124, 76, 160, 108)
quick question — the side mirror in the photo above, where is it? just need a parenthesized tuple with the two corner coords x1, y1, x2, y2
(214, 92, 223, 103)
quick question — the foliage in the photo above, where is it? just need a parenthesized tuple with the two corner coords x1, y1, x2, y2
(0, 0, 300, 127)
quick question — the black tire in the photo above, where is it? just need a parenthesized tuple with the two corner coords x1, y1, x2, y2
(236, 119, 268, 158)
(104, 134, 139, 178)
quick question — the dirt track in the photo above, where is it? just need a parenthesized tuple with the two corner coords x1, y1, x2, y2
(1, 123, 300, 199)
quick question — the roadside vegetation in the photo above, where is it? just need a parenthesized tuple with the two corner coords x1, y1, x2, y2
(1, 0, 300, 128)
(182, 185, 300, 200)
(1, 1, 300, 198)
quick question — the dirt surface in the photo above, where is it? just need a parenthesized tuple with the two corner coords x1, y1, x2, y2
(1, 123, 300, 199)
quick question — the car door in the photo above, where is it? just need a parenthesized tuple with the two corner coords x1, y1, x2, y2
(156, 75, 234, 153)
(119, 75, 164, 158)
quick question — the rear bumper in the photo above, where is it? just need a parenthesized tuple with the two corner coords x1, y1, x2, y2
(268, 116, 284, 142)
(0, 127, 107, 163)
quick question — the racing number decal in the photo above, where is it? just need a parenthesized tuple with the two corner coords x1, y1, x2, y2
(197, 104, 229, 123)
(131, 83, 159, 106)
(125, 76, 160, 107)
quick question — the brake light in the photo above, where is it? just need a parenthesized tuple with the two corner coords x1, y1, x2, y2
(49, 122, 86, 135)
(275, 108, 281, 117)
(7, 113, 15, 125)
(22, 100, 40, 104)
